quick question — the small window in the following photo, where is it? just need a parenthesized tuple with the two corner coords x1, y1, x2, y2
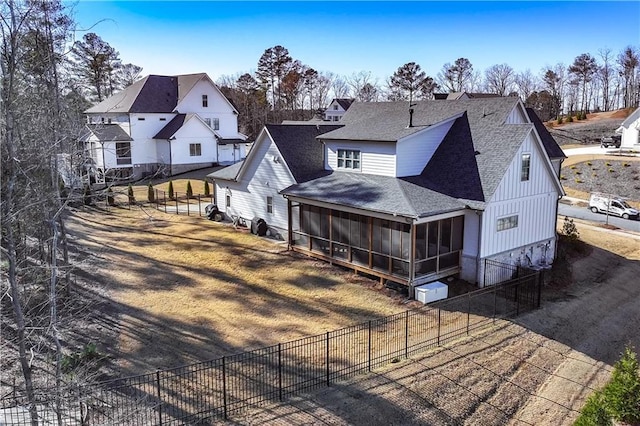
(203, 118, 211, 127)
(225, 195, 230, 208)
(497, 215, 518, 231)
(212, 118, 220, 130)
(101, 117, 105, 123)
(521, 153, 531, 181)
(202, 95, 208, 107)
(337, 149, 360, 170)
(137, 117, 145, 121)
(266, 196, 273, 214)
(189, 143, 202, 157)
(159, 117, 166, 121)
(107, 118, 112, 124)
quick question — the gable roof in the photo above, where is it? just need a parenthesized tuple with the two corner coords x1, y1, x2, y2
(152, 113, 216, 139)
(266, 124, 343, 182)
(526, 107, 566, 159)
(82, 124, 132, 142)
(85, 73, 237, 115)
(208, 124, 342, 183)
(620, 107, 640, 128)
(325, 97, 521, 143)
(333, 98, 355, 110)
(285, 97, 564, 216)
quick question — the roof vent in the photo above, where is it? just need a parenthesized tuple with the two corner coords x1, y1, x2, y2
(474, 150, 481, 155)
(408, 103, 417, 128)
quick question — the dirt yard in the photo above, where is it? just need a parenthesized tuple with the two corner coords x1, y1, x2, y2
(228, 222, 640, 425)
(57, 202, 640, 425)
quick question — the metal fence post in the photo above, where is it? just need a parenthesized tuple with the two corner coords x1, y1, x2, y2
(163, 192, 167, 214)
(198, 194, 202, 217)
(437, 308, 441, 346)
(222, 356, 228, 420)
(368, 320, 372, 372)
(537, 271, 543, 308)
(175, 194, 178, 215)
(156, 370, 162, 426)
(187, 196, 190, 216)
(155, 189, 159, 210)
(278, 343, 283, 401)
(404, 311, 409, 359)
(325, 332, 330, 387)
(493, 282, 498, 322)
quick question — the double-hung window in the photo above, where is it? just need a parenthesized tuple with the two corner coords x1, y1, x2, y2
(202, 95, 208, 107)
(266, 196, 273, 214)
(212, 118, 220, 130)
(189, 143, 202, 157)
(337, 149, 360, 170)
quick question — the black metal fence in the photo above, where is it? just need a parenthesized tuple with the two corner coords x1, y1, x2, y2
(1, 265, 542, 425)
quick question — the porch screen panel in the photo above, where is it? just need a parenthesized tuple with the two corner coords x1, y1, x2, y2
(309, 205, 320, 236)
(452, 216, 464, 251)
(428, 222, 439, 258)
(415, 224, 427, 261)
(349, 214, 360, 247)
(440, 218, 452, 254)
(319, 208, 330, 239)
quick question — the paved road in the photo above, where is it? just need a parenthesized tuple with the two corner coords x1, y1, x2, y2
(563, 145, 626, 156)
(558, 202, 640, 233)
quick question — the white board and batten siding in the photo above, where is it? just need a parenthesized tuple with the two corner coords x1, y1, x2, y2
(176, 79, 239, 139)
(395, 118, 457, 177)
(506, 103, 529, 124)
(215, 133, 295, 231)
(170, 118, 217, 165)
(481, 131, 560, 259)
(129, 113, 176, 165)
(324, 140, 396, 176)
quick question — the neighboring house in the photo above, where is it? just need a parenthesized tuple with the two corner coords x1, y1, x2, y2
(82, 73, 249, 182)
(208, 124, 343, 238)
(434, 92, 502, 100)
(324, 98, 355, 122)
(211, 97, 565, 294)
(616, 107, 640, 150)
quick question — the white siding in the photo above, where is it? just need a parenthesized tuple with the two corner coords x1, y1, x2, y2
(396, 118, 456, 177)
(175, 79, 239, 139)
(491, 132, 557, 202)
(480, 130, 560, 259)
(621, 125, 639, 148)
(325, 140, 396, 176)
(129, 113, 176, 165)
(506, 103, 529, 124)
(214, 133, 296, 232)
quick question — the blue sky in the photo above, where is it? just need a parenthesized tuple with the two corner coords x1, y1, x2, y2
(70, 1, 640, 84)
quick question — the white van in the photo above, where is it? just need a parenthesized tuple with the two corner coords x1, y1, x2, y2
(589, 193, 639, 220)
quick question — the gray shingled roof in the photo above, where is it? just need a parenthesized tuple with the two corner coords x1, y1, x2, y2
(83, 124, 132, 142)
(526, 107, 566, 159)
(266, 124, 343, 182)
(153, 114, 186, 139)
(283, 98, 552, 216)
(207, 124, 342, 183)
(335, 98, 355, 110)
(85, 73, 218, 114)
(281, 172, 467, 218)
(208, 161, 244, 181)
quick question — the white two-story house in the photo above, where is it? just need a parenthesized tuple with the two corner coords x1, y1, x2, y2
(324, 98, 355, 122)
(209, 97, 565, 292)
(82, 73, 249, 182)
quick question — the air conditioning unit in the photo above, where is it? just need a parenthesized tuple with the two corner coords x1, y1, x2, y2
(415, 281, 448, 304)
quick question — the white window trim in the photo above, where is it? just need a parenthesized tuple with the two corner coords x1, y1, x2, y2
(189, 143, 202, 157)
(266, 196, 273, 214)
(336, 149, 361, 171)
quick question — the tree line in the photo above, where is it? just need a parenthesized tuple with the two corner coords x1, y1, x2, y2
(217, 45, 639, 138)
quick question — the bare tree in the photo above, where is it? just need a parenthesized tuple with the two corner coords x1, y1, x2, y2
(598, 48, 615, 111)
(346, 71, 375, 100)
(484, 63, 515, 96)
(329, 74, 349, 100)
(569, 53, 598, 114)
(618, 46, 639, 108)
(514, 69, 539, 102)
(437, 57, 473, 92)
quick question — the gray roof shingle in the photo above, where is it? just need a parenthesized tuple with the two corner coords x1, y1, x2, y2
(83, 124, 132, 142)
(85, 73, 214, 114)
(153, 114, 186, 139)
(208, 161, 244, 181)
(526, 107, 566, 159)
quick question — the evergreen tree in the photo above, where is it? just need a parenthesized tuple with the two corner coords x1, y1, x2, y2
(147, 183, 155, 203)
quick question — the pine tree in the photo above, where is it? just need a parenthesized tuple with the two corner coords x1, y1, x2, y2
(127, 183, 135, 204)
(186, 181, 193, 199)
(204, 181, 211, 197)
(147, 183, 155, 203)
(168, 180, 175, 200)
